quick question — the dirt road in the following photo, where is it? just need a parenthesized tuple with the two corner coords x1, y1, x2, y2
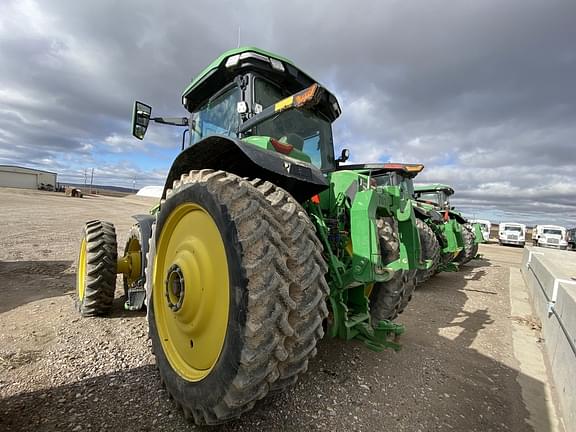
(0, 188, 555, 431)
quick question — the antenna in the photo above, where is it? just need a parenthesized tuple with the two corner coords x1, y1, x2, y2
(237, 26, 241, 48)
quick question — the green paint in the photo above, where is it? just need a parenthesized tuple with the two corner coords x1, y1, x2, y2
(182, 47, 297, 100)
(472, 222, 485, 244)
(306, 168, 425, 349)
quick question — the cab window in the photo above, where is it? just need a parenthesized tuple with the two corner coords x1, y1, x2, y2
(190, 86, 240, 144)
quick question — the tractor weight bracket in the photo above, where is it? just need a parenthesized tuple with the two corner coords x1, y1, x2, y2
(355, 320, 404, 352)
(418, 258, 434, 271)
(437, 262, 459, 273)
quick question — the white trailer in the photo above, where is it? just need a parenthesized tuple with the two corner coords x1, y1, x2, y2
(498, 222, 526, 247)
(534, 225, 567, 250)
(470, 219, 491, 241)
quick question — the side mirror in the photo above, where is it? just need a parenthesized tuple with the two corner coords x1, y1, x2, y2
(337, 148, 350, 163)
(132, 101, 152, 140)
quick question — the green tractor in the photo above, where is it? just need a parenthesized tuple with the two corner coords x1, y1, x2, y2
(414, 184, 483, 268)
(365, 165, 460, 284)
(75, 47, 425, 425)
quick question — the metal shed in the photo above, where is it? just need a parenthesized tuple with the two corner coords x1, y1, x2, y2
(0, 165, 57, 190)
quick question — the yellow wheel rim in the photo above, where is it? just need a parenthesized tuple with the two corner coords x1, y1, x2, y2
(77, 238, 87, 301)
(125, 237, 141, 286)
(153, 203, 229, 382)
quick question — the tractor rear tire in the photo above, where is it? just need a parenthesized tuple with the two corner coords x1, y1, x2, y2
(455, 223, 476, 265)
(76, 220, 118, 316)
(415, 219, 441, 284)
(250, 178, 329, 391)
(397, 271, 417, 315)
(148, 170, 327, 425)
(369, 217, 413, 322)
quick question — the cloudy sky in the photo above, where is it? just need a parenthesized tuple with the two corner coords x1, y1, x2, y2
(1, 0, 575, 226)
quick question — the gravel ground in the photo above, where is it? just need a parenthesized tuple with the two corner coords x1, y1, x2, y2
(0, 188, 551, 431)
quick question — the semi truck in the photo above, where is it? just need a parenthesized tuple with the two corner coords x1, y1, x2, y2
(533, 225, 568, 250)
(498, 222, 526, 247)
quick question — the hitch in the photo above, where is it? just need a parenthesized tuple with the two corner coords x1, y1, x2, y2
(356, 320, 405, 352)
(437, 262, 459, 272)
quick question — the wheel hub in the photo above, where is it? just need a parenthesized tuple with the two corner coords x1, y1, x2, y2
(165, 264, 185, 312)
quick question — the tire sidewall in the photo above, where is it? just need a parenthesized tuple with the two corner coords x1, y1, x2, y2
(148, 181, 248, 408)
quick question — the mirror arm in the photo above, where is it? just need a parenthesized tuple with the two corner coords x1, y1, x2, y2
(181, 129, 188, 151)
(151, 117, 189, 127)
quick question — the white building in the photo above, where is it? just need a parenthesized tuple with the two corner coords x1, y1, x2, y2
(0, 165, 57, 190)
(136, 185, 163, 198)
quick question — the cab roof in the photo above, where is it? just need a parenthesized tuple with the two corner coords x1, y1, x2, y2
(181, 47, 339, 116)
(338, 163, 424, 178)
(414, 183, 455, 195)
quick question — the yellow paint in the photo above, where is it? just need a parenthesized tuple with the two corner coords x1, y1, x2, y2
(118, 235, 142, 288)
(117, 255, 130, 274)
(404, 164, 424, 172)
(274, 95, 294, 112)
(153, 203, 229, 381)
(77, 238, 87, 301)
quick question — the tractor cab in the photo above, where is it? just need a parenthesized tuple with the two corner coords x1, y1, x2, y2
(414, 184, 455, 209)
(133, 47, 342, 172)
(339, 163, 424, 199)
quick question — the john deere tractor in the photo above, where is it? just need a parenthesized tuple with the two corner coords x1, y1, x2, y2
(414, 184, 483, 267)
(75, 47, 424, 425)
(364, 165, 456, 284)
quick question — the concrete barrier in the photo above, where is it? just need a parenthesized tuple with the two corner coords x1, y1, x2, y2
(521, 247, 576, 430)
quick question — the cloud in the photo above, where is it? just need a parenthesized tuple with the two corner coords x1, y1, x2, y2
(0, 0, 575, 226)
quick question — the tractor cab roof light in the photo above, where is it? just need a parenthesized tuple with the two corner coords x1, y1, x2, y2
(404, 164, 424, 173)
(382, 163, 424, 173)
(239, 52, 269, 62)
(226, 52, 272, 69)
(269, 58, 285, 72)
(294, 83, 319, 107)
(332, 102, 341, 115)
(225, 54, 240, 68)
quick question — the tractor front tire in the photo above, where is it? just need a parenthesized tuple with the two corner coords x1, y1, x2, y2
(76, 220, 118, 316)
(369, 217, 413, 322)
(415, 218, 441, 284)
(455, 223, 476, 265)
(148, 170, 327, 425)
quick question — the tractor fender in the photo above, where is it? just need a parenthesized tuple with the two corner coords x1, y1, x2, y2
(130, 214, 155, 282)
(414, 205, 443, 223)
(448, 210, 468, 225)
(162, 135, 329, 203)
